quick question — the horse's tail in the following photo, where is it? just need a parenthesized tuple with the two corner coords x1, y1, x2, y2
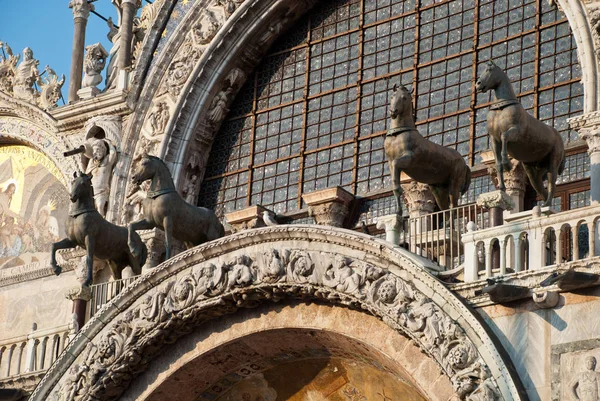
(460, 164, 472, 196)
(558, 152, 566, 176)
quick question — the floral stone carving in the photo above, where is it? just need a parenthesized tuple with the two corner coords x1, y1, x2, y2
(37, 226, 515, 401)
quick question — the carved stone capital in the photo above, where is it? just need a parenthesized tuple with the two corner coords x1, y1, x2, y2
(302, 187, 354, 227)
(69, 0, 94, 20)
(225, 205, 269, 233)
(66, 285, 92, 302)
(580, 127, 600, 155)
(480, 150, 527, 196)
(477, 190, 514, 211)
(401, 180, 436, 217)
(140, 229, 166, 269)
(376, 214, 405, 245)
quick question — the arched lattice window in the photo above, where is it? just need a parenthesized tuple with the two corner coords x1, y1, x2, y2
(198, 0, 583, 218)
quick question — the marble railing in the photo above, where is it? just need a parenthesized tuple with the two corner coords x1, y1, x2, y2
(89, 276, 138, 319)
(461, 204, 600, 282)
(0, 324, 72, 387)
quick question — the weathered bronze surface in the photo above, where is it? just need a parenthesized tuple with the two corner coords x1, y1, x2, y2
(128, 155, 224, 259)
(51, 172, 147, 287)
(384, 84, 471, 215)
(476, 61, 565, 206)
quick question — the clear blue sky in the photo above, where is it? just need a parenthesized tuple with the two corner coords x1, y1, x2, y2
(0, 0, 124, 104)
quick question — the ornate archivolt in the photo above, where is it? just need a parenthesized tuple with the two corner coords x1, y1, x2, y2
(31, 226, 526, 401)
(0, 95, 78, 184)
(114, 0, 314, 224)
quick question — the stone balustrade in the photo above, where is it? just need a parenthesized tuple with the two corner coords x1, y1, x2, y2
(0, 324, 73, 391)
(462, 204, 600, 282)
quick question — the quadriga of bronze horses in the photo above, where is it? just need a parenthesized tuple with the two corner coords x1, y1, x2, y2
(51, 172, 147, 287)
(475, 61, 565, 206)
(128, 155, 225, 259)
(385, 84, 471, 214)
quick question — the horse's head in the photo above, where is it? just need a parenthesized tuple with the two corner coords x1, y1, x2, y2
(70, 171, 94, 203)
(390, 84, 414, 119)
(131, 156, 157, 186)
(475, 61, 503, 93)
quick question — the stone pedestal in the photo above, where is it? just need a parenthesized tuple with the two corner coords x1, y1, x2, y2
(66, 285, 91, 332)
(77, 86, 100, 100)
(139, 229, 166, 269)
(481, 150, 527, 213)
(376, 214, 404, 245)
(68, 0, 94, 102)
(225, 205, 270, 233)
(302, 187, 354, 227)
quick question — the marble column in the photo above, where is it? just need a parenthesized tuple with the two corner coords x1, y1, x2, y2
(66, 286, 92, 332)
(376, 214, 404, 245)
(68, 0, 94, 102)
(119, 0, 139, 70)
(580, 128, 600, 203)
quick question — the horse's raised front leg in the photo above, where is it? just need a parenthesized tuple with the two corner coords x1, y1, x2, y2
(84, 235, 95, 287)
(163, 215, 173, 259)
(491, 138, 506, 191)
(500, 127, 518, 171)
(50, 238, 76, 276)
(128, 218, 155, 256)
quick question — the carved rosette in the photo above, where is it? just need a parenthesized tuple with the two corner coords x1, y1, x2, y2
(401, 181, 436, 217)
(35, 227, 521, 401)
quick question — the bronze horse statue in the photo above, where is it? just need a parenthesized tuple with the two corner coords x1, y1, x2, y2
(51, 172, 147, 287)
(475, 61, 565, 206)
(385, 84, 471, 214)
(128, 155, 225, 259)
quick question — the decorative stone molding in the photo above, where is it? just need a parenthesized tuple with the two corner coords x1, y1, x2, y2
(31, 226, 525, 401)
(224, 205, 269, 233)
(401, 180, 436, 217)
(302, 187, 354, 227)
(477, 190, 515, 211)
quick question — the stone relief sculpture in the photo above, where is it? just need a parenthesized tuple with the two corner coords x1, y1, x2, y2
(384, 84, 471, 215)
(148, 101, 170, 136)
(128, 155, 224, 259)
(44, 247, 500, 401)
(0, 43, 64, 108)
(570, 356, 600, 401)
(207, 68, 246, 128)
(50, 172, 147, 287)
(82, 43, 108, 90)
(475, 61, 565, 206)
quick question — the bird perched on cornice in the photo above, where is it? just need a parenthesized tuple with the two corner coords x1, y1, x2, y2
(263, 210, 279, 226)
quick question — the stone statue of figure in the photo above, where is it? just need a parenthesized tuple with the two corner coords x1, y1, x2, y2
(570, 356, 600, 401)
(14, 47, 41, 101)
(82, 137, 118, 217)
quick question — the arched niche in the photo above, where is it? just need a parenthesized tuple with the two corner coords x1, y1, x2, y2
(31, 226, 527, 401)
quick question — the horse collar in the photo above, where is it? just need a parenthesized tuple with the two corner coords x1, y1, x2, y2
(147, 188, 177, 199)
(386, 126, 416, 137)
(490, 99, 520, 110)
(69, 207, 96, 217)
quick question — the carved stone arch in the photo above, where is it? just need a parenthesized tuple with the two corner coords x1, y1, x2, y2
(0, 114, 78, 186)
(31, 226, 527, 401)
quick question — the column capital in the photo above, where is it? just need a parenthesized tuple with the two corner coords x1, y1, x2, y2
(375, 214, 403, 231)
(69, 0, 94, 20)
(569, 111, 600, 154)
(302, 186, 354, 227)
(66, 285, 92, 302)
(401, 180, 436, 217)
(477, 190, 514, 211)
(480, 150, 527, 196)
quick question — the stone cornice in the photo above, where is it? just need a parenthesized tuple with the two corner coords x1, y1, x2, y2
(49, 89, 131, 132)
(568, 111, 600, 131)
(0, 255, 76, 288)
(31, 226, 526, 401)
(0, 90, 58, 133)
